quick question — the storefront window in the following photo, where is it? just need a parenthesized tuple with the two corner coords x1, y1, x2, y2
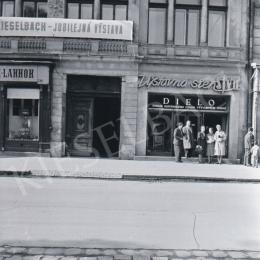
(23, 0, 47, 17)
(208, 0, 227, 47)
(101, 0, 128, 20)
(174, 0, 201, 46)
(1, 0, 14, 16)
(148, 0, 167, 44)
(7, 89, 39, 141)
(67, 0, 94, 19)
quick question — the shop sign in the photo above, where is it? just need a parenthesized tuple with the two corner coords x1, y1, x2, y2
(138, 75, 240, 93)
(0, 65, 49, 84)
(148, 94, 228, 112)
(0, 17, 133, 41)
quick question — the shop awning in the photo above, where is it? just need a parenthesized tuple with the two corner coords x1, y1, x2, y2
(7, 88, 40, 99)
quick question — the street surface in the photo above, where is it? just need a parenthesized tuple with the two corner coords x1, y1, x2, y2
(0, 177, 260, 251)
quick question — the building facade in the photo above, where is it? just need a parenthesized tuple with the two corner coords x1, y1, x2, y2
(0, 0, 251, 161)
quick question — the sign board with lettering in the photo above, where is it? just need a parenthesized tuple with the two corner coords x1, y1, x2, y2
(148, 94, 229, 112)
(0, 17, 133, 41)
(139, 75, 240, 94)
(0, 65, 49, 84)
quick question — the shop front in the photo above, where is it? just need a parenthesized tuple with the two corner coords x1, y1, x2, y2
(66, 75, 121, 158)
(0, 62, 51, 153)
(147, 94, 229, 156)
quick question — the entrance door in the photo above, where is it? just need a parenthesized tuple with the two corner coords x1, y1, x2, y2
(67, 97, 93, 156)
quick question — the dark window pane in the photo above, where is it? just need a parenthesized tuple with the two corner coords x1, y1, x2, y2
(175, 0, 201, 5)
(175, 9, 186, 45)
(208, 10, 225, 47)
(23, 2, 35, 17)
(148, 7, 166, 44)
(81, 3, 93, 19)
(34, 100, 39, 116)
(13, 99, 21, 116)
(68, 3, 79, 19)
(2, 1, 14, 16)
(187, 10, 199, 45)
(102, 4, 113, 20)
(23, 100, 33, 116)
(209, 0, 226, 6)
(37, 2, 47, 17)
(115, 5, 127, 20)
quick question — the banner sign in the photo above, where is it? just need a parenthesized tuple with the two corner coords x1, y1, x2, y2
(0, 65, 49, 84)
(148, 94, 228, 112)
(139, 75, 240, 94)
(0, 17, 133, 41)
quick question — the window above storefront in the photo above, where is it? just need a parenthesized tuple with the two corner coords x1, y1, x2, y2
(22, 0, 47, 17)
(67, 0, 94, 19)
(101, 0, 128, 21)
(0, 0, 14, 17)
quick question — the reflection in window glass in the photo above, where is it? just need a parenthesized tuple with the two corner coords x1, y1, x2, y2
(209, 0, 226, 6)
(8, 99, 39, 141)
(23, 2, 35, 17)
(115, 5, 127, 20)
(148, 7, 166, 44)
(208, 11, 225, 47)
(2, 1, 14, 16)
(102, 4, 113, 20)
(187, 10, 199, 45)
(68, 3, 79, 18)
(81, 3, 93, 19)
(175, 9, 186, 45)
(37, 2, 47, 17)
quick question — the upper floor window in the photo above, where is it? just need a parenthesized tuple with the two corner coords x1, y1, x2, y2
(101, 0, 128, 20)
(23, 0, 47, 17)
(208, 0, 227, 47)
(148, 0, 167, 44)
(174, 0, 201, 46)
(1, 0, 14, 16)
(67, 0, 94, 19)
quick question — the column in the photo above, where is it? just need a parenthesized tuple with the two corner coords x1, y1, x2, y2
(119, 76, 138, 160)
(252, 67, 259, 139)
(167, 0, 174, 43)
(15, 0, 22, 17)
(94, 0, 101, 19)
(128, 0, 140, 42)
(200, 0, 207, 45)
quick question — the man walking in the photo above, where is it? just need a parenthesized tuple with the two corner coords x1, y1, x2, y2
(174, 122, 184, 163)
(244, 127, 254, 166)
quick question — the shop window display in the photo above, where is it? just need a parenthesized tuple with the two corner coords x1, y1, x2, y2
(7, 99, 39, 141)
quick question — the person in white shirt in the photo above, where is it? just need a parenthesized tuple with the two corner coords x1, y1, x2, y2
(251, 142, 259, 168)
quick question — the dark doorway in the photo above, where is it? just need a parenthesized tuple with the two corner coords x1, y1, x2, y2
(93, 97, 121, 157)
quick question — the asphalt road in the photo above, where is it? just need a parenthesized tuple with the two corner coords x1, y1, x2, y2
(0, 177, 260, 251)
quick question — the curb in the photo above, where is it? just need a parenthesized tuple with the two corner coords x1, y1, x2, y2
(0, 171, 32, 177)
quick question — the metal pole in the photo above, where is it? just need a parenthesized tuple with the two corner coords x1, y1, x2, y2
(252, 67, 258, 139)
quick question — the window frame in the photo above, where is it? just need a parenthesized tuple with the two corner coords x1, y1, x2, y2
(0, 0, 15, 17)
(147, 0, 168, 45)
(100, 0, 128, 20)
(207, 0, 228, 47)
(66, 0, 94, 19)
(174, 0, 202, 46)
(22, 0, 48, 17)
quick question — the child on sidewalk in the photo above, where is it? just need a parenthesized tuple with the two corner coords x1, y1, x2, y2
(251, 141, 259, 168)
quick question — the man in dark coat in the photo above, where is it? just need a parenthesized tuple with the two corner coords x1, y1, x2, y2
(244, 127, 254, 166)
(174, 122, 184, 163)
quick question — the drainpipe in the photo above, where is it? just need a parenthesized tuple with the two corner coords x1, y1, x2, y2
(251, 63, 259, 139)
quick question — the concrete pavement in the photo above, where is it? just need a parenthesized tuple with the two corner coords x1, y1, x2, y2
(0, 157, 259, 181)
(1, 178, 260, 251)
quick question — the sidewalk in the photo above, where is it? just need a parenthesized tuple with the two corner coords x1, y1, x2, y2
(0, 157, 259, 182)
(1, 246, 260, 260)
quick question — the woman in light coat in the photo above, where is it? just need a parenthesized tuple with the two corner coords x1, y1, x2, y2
(214, 124, 227, 164)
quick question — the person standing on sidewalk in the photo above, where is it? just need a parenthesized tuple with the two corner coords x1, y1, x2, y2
(173, 122, 184, 163)
(182, 120, 194, 158)
(197, 125, 207, 163)
(206, 127, 215, 163)
(244, 127, 254, 166)
(251, 141, 259, 168)
(214, 124, 227, 164)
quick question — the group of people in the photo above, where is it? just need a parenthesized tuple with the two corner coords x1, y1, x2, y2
(173, 120, 227, 164)
(244, 127, 259, 168)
